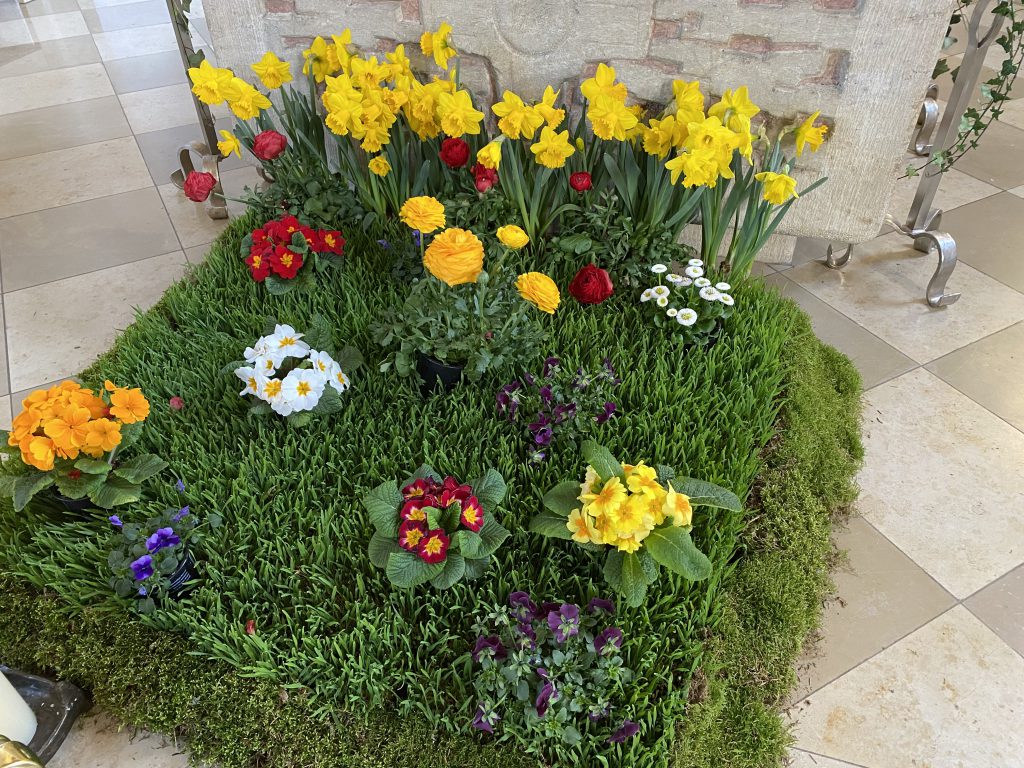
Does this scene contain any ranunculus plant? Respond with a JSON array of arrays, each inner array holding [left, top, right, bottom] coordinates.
[[363, 465, 510, 590], [568, 263, 614, 305], [241, 214, 345, 294], [183, 170, 218, 202], [530, 441, 741, 606]]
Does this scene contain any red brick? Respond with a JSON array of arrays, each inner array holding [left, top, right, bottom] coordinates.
[[401, 0, 421, 22], [799, 49, 850, 86], [728, 34, 772, 55], [282, 35, 314, 48], [814, 0, 860, 9], [651, 19, 681, 39], [740, 0, 787, 5], [264, 0, 294, 12]]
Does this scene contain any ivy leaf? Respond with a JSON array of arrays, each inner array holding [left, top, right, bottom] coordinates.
[[529, 510, 573, 540], [582, 441, 624, 482], [673, 478, 742, 512], [542, 481, 581, 516], [13, 473, 55, 512], [386, 550, 444, 588], [362, 480, 402, 536], [472, 468, 506, 511], [113, 454, 168, 484], [644, 526, 712, 581], [368, 530, 400, 569], [429, 552, 466, 590]]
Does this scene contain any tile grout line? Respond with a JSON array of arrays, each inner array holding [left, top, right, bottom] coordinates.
[[792, 747, 871, 768]]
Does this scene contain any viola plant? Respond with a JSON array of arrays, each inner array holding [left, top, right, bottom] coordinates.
[[107, 480, 222, 615], [230, 318, 362, 427], [639, 259, 737, 348], [497, 357, 620, 462], [362, 466, 510, 590], [469, 591, 637, 760], [240, 214, 345, 295], [530, 441, 741, 606], [0, 381, 166, 511]]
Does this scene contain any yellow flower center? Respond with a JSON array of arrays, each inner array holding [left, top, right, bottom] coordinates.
[[297, 381, 312, 397], [424, 537, 442, 555], [278, 336, 296, 347]]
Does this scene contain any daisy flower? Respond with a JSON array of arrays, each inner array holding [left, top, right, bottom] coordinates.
[[666, 273, 684, 284], [651, 263, 668, 274], [652, 285, 670, 298], [684, 265, 703, 278], [656, 296, 668, 307], [699, 286, 720, 301], [694, 277, 711, 287], [719, 293, 735, 306], [677, 308, 698, 326], [678, 276, 693, 287], [640, 288, 654, 302], [666, 308, 678, 318], [715, 281, 732, 291], [688, 258, 703, 267]]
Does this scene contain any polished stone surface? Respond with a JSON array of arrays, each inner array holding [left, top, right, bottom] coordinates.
[[0, 60, 112, 116], [965, 565, 1024, 657], [939, 192, 1024, 293], [0, 94, 130, 161]]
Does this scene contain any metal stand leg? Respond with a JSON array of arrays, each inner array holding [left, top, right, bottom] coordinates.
[[915, 231, 961, 307], [824, 243, 854, 269]]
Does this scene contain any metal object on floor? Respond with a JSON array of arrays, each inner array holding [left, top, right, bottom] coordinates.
[[1, 668, 90, 764], [165, 0, 227, 220], [823, 0, 1005, 307], [0, 737, 43, 768]]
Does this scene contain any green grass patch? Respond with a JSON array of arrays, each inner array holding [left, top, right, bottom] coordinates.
[[0, 218, 860, 767]]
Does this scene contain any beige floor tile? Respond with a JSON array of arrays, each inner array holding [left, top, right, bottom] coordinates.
[[184, 244, 211, 264], [764, 273, 916, 390], [965, 565, 1024, 657], [885, 166, 1000, 230], [0, 135, 151, 218], [858, 369, 1024, 598], [135, 115, 242, 186], [0, 0, 80, 22], [793, 517, 954, 701], [939, 192, 1024, 293], [786, 231, 1024, 363], [0, 33, 97, 77], [0, 94, 130, 161], [91, 22, 176, 60], [157, 165, 258, 248], [0, 396, 10, 431], [82, 0, 168, 32], [787, 750, 862, 768], [5, 250, 188, 391], [78, 0, 156, 7], [103, 48, 184, 94], [0, 295, 7, 396], [119, 83, 208, 134], [927, 322, 1024, 433], [0, 10, 87, 46], [955, 119, 1024, 190], [790, 607, 1024, 768], [0, 187, 179, 290], [48, 711, 189, 768], [0, 60, 112, 116]]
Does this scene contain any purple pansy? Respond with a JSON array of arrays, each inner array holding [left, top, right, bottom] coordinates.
[[535, 681, 557, 718], [108, 515, 123, 528], [146, 527, 181, 553], [472, 704, 500, 733], [538, 386, 553, 404], [377, 239, 391, 249], [596, 401, 617, 425], [547, 603, 580, 643], [138, 586, 148, 597], [130, 554, 154, 581], [508, 591, 538, 622], [172, 505, 190, 522], [595, 626, 624, 655], [542, 357, 560, 378], [412, 230, 422, 247], [472, 635, 507, 662], [609, 719, 640, 743], [175, 479, 186, 493], [534, 426, 554, 447], [588, 597, 616, 615]]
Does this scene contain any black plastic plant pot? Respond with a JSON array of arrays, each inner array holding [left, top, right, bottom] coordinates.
[[167, 548, 198, 598], [416, 353, 465, 396], [49, 489, 95, 513]]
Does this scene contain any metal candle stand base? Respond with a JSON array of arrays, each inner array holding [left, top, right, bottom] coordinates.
[[1, 668, 90, 765], [821, 0, 1005, 308]]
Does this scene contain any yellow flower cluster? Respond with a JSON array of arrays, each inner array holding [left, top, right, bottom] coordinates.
[[8, 381, 149, 472], [566, 463, 693, 553], [187, 59, 272, 120]]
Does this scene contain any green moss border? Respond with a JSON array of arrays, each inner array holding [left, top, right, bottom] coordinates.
[[0, 230, 861, 768]]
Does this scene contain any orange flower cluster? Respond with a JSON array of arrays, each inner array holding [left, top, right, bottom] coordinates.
[[8, 380, 150, 471]]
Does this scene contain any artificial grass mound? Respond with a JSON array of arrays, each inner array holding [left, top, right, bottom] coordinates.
[[0, 217, 861, 768]]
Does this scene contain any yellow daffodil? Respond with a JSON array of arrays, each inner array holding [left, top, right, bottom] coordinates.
[[496, 225, 529, 250], [385, 43, 412, 82], [708, 86, 759, 132], [535, 85, 565, 129], [217, 130, 241, 158], [350, 55, 389, 91], [331, 30, 354, 72], [437, 89, 484, 137], [517, 272, 560, 314], [666, 148, 722, 188], [756, 171, 799, 205], [581, 62, 627, 103], [672, 79, 705, 117], [588, 94, 639, 141], [423, 227, 484, 286], [624, 104, 646, 141], [476, 140, 502, 170], [400, 196, 446, 233], [250, 51, 292, 90], [368, 155, 391, 177], [420, 21, 457, 70], [642, 115, 683, 158], [530, 126, 575, 168], [795, 110, 828, 156], [302, 36, 338, 83], [188, 59, 234, 105], [492, 90, 545, 140], [224, 77, 272, 120]]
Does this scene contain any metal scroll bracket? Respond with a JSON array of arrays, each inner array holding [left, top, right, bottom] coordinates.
[[170, 140, 229, 220]]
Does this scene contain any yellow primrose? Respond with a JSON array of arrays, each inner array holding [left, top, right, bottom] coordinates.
[[492, 90, 545, 140], [567, 509, 601, 545], [250, 51, 292, 90], [626, 463, 663, 499], [795, 110, 828, 156], [708, 86, 759, 132], [534, 85, 565, 129], [756, 171, 800, 205], [496, 225, 529, 250], [663, 483, 693, 527], [476, 140, 502, 170], [581, 62, 627, 103], [217, 130, 242, 158], [188, 59, 234, 105], [615, 533, 646, 553], [609, 493, 656, 539], [420, 21, 457, 70], [588, 94, 639, 141], [581, 476, 627, 517], [530, 126, 576, 168], [224, 77, 272, 120], [437, 89, 485, 137]]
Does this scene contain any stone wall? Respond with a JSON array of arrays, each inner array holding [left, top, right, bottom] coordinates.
[[203, 0, 955, 244]]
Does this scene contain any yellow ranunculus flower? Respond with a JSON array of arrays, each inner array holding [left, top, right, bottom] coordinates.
[[496, 225, 529, 250], [535, 85, 565, 129], [755, 171, 800, 205], [516, 271, 560, 314], [477, 140, 502, 170], [492, 90, 545, 140], [188, 59, 234, 106], [400, 196, 446, 233], [795, 110, 828, 156], [588, 94, 639, 141], [217, 130, 242, 158], [437, 89, 485, 137], [530, 126, 575, 169], [420, 21, 457, 70], [251, 51, 292, 90], [223, 77, 272, 120], [423, 227, 484, 286], [581, 62, 627, 103], [368, 155, 391, 177]]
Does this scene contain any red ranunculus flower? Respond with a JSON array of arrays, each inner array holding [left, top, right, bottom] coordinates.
[[269, 246, 303, 279], [183, 170, 217, 202], [568, 263, 614, 304], [439, 137, 470, 168], [400, 498, 430, 522], [318, 229, 345, 255], [245, 251, 271, 282], [460, 496, 484, 532], [569, 171, 592, 192], [472, 163, 498, 193], [398, 519, 428, 552], [418, 528, 450, 564], [252, 130, 288, 161]]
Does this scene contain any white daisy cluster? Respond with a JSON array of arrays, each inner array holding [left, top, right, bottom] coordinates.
[[234, 324, 350, 416], [639, 260, 735, 331]]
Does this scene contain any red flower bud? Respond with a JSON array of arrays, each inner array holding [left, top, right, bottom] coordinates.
[[245, 620, 256, 635], [439, 137, 470, 168], [168, 396, 185, 411], [568, 263, 614, 305], [471, 163, 498, 193], [68, 469, 82, 481], [569, 171, 592, 192], [183, 170, 217, 202], [252, 130, 288, 161]]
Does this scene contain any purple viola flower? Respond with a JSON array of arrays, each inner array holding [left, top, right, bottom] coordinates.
[[527, 413, 550, 432], [538, 385, 553, 404], [377, 239, 391, 249], [596, 401, 617, 425], [535, 681, 557, 718], [609, 719, 640, 743], [172, 505, 190, 522], [130, 554, 154, 581], [540, 600, 561, 616], [175, 479, 186, 493], [472, 635, 507, 663], [522, 372, 535, 387], [542, 357, 560, 378], [138, 586, 148, 597], [529, 450, 547, 463], [515, 621, 537, 649], [536, 666, 549, 680], [472, 704, 500, 733], [551, 402, 576, 424], [412, 230, 422, 247], [588, 707, 609, 722], [595, 626, 624, 655], [108, 515, 123, 528], [509, 591, 538, 622], [588, 597, 616, 615], [534, 426, 553, 447], [547, 603, 580, 643], [146, 527, 181, 553]]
